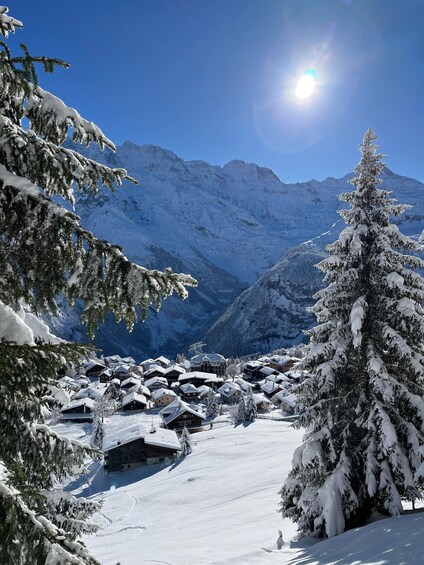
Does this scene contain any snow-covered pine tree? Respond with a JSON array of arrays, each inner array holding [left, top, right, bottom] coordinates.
[[245, 387, 257, 422], [0, 7, 196, 563], [179, 427, 193, 457], [206, 387, 218, 418], [235, 394, 246, 425], [280, 129, 424, 539], [90, 395, 116, 448]]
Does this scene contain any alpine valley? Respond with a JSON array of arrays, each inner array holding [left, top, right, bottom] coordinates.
[[49, 141, 424, 359]]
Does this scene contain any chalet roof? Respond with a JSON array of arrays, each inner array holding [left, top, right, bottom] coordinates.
[[159, 398, 205, 426], [61, 397, 96, 413], [163, 364, 186, 376], [178, 371, 217, 383], [243, 360, 264, 370], [259, 366, 277, 376], [153, 356, 171, 366], [260, 381, 282, 395], [234, 378, 253, 392], [103, 423, 180, 453], [98, 368, 113, 377], [190, 353, 226, 364], [120, 356, 136, 365], [275, 392, 298, 407], [151, 388, 177, 401], [180, 383, 199, 394], [121, 376, 140, 388], [140, 358, 155, 366], [217, 382, 241, 397], [73, 387, 104, 401], [103, 355, 123, 363], [145, 375, 168, 389], [83, 360, 107, 372], [121, 392, 148, 407], [252, 393, 272, 406], [144, 366, 167, 378]]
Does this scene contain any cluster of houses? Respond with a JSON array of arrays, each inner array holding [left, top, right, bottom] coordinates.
[[52, 352, 303, 473]]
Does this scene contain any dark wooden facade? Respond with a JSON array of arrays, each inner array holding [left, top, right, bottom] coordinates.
[[105, 438, 178, 473]]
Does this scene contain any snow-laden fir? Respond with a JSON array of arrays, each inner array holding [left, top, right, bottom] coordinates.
[[280, 130, 424, 538]]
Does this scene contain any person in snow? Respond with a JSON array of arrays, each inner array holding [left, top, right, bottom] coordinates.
[[277, 530, 284, 550]]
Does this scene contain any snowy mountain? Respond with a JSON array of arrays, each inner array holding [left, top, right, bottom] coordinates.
[[53, 141, 424, 359], [203, 245, 327, 356]]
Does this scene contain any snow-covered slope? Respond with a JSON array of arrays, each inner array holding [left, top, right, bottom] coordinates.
[[65, 417, 424, 565], [203, 245, 327, 356], [55, 141, 424, 359]]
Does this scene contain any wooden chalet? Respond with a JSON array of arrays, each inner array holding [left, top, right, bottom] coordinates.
[[103, 424, 180, 472], [120, 392, 148, 412], [60, 398, 95, 422], [160, 398, 205, 432]]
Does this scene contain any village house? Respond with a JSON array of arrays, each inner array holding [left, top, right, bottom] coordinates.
[[160, 398, 205, 432], [242, 360, 267, 381], [217, 382, 242, 404], [83, 360, 108, 379], [120, 392, 148, 412], [178, 371, 221, 389], [162, 364, 186, 385], [152, 356, 171, 368], [268, 355, 300, 373], [144, 375, 168, 391], [99, 368, 115, 383], [60, 398, 96, 422], [120, 376, 141, 391], [103, 424, 180, 473], [274, 391, 299, 414], [260, 380, 285, 399], [151, 388, 177, 407], [179, 382, 199, 402], [144, 365, 167, 380], [189, 353, 227, 376]]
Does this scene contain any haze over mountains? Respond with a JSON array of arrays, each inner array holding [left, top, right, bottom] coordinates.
[[50, 141, 424, 359]]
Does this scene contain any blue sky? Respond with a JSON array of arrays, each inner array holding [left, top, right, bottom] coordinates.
[[7, 0, 424, 183]]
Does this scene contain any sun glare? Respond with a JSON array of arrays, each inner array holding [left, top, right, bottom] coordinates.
[[295, 69, 317, 100]]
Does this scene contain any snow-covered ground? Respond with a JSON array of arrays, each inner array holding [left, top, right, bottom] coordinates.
[[61, 418, 424, 565]]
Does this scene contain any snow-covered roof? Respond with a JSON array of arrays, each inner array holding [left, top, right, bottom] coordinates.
[[180, 383, 199, 394], [121, 376, 140, 387], [260, 381, 282, 395], [159, 398, 205, 425], [144, 365, 167, 378], [234, 378, 253, 391], [61, 398, 96, 412], [151, 388, 177, 401], [178, 371, 217, 382], [103, 423, 180, 453], [217, 382, 241, 397], [190, 353, 226, 364], [145, 375, 168, 388], [243, 360, 264, 369], [163, 364, 186, 375], [153, 356, 171, 366], [73, 387, 104, 401], [120, 356, 136, 365], [259, 366, 277, 376], [252, 393, 272, 406], [83, 360, 106, 372], [276, 392, 297, 407], [121, 392, 148, 407]]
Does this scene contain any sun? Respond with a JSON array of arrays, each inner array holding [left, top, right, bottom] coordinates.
[[295, 69, 317, 100]]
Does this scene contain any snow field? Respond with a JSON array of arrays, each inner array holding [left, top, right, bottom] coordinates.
[[82, 419, 303, 564]]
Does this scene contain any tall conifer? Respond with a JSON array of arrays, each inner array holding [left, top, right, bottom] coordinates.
[[0, 7, 196, 563], [280, 129, 424, 538]]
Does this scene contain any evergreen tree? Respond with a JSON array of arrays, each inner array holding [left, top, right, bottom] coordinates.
[[206, 387, 218, 418], [245, 387, 257, 422], [0, 7, 196, 563], [235, 394, 246, 425], [280, 129, 424, 538], [179, 427, 193, 457], [90, 395, 115, 448]]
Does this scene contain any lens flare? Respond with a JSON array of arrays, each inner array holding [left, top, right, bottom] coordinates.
[[295, 69, 317, 99]]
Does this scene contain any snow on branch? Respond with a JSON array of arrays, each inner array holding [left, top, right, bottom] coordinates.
[[0, 166, 197, 335], [0, 5, 22, 37]]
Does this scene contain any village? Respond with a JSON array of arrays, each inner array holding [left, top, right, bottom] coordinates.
[[52, 351, 304, 473]]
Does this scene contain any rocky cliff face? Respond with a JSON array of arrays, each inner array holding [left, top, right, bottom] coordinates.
[[50, 141, 424, 359], [202, 245, 327, 357]]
